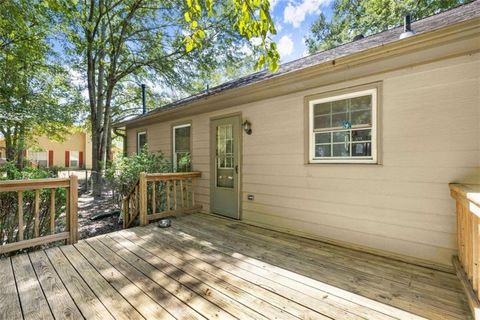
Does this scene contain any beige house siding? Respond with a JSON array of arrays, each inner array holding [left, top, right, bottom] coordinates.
[[126, 53, 480, 267]]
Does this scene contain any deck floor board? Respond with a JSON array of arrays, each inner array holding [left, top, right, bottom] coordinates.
[[0, 257, 23, 320], [0, 213, 472, 320]]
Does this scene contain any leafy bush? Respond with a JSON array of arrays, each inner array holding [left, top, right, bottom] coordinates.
[[105, 148, 171, 205], [175, 152, 192, 172], [0, 161, 57, 180]]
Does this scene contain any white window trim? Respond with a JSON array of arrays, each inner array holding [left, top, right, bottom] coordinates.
[[172, 123, 191, 170], [137, 131, 147, 154], [308, 88, 377, 164]]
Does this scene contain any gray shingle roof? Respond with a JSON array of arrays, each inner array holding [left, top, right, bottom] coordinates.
[[122, 0, 480, 125]]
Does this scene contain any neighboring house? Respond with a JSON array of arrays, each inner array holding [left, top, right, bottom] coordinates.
[[0, 132, 92, 169], [115, 2, 480, 270]]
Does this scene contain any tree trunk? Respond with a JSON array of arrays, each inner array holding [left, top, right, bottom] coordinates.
[[90, 1, 107, 198], [106, 120, 113, 162], [15, 125, 25, 169]]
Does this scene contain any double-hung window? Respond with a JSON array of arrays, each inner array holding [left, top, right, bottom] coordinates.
[[308, 88, 377, 163], [173, 124, 191, 172], [28, 151, 48, 168], [137, 131, 147, 154], [69, 151, 79, 168]]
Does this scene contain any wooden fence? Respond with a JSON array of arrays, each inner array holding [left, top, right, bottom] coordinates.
[[123, 172, 201, 229], [450, 183, 480, 319], [0, 176, 78, 254]]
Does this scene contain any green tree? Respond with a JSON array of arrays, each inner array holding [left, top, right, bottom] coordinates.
[[0, 0, 80, 167], [63, 0, 278, 197], [305, 0, 470, 53]]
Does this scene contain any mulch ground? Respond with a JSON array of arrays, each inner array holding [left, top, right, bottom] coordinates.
[[77, 189, 122, 239]]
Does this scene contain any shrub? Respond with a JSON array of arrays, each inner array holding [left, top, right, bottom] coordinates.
[[105, 148, 171, 205]]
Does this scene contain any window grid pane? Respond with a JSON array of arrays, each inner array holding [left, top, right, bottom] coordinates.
[[313, 95, 372, 131], [314, 129, 372, 159]]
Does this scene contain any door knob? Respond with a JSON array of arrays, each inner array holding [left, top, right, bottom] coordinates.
[[235, 165, 238, 174]]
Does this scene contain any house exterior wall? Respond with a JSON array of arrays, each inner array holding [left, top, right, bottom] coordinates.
[[126, 53, 480, 267], [30, 132, 92, 169]]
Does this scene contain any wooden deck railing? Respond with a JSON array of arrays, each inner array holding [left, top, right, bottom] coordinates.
[[0, 176, 78, 254], [450, 183, 480, 319], [123, 172, 201, 228]]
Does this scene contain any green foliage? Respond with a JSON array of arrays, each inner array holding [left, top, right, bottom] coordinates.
[[0, 0, 83, 164], [305, 0, 470, 53], [0, 161, 59, 180], [105, 148, 171, 203], [175, 152, 192, 173], [184, 0, 279, 71]]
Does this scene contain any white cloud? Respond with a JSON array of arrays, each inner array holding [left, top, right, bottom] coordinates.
[[275, 22, 283, 32], [284, 0, 331, 28], [277, 35, 294, 57], [270, 0, 280, 10]]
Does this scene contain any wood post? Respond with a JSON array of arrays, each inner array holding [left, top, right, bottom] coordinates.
[[68, 175, 78, 244], [450, 183, 480, 319], [139, 172, 148, 226], [122, 198, 128, 229]]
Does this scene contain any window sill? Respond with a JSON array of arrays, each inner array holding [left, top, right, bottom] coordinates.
[[304, 161, 382, 166]]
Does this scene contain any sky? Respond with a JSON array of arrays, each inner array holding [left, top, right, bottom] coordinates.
[[269, 0, 334, 63]]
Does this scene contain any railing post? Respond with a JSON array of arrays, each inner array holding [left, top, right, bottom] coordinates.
[[139, 172, 148, 226], [122, 197, 128, 229], [68, 175, 78, 244]]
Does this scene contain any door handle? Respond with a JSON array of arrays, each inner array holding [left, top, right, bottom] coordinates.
[[235, 165, 238, 174]]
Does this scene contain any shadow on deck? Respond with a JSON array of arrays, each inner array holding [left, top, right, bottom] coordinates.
[[0, 213, 471, 320]]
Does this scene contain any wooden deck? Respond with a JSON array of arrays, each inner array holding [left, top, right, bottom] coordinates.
[[0, 213, 471, 320]]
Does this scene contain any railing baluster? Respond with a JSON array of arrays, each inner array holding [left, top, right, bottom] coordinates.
[[18, 191, 23, 241], [166, 180, 171, 210], [34, 190, 40, 238], [151, 181, 156, 214], [180, 180, 184, 208], [50, 189, 56, 235], [173, 180, 177, 210], [191, 177, 195, 207]]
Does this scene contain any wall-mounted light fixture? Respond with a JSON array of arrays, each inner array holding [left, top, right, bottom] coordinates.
[[242, 120, 252, 135]]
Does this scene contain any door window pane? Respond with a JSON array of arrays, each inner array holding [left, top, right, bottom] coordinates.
[[216, 124, 234, 188]]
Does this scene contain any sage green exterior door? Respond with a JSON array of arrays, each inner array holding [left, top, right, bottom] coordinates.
[[210, 115, 241, 219]]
